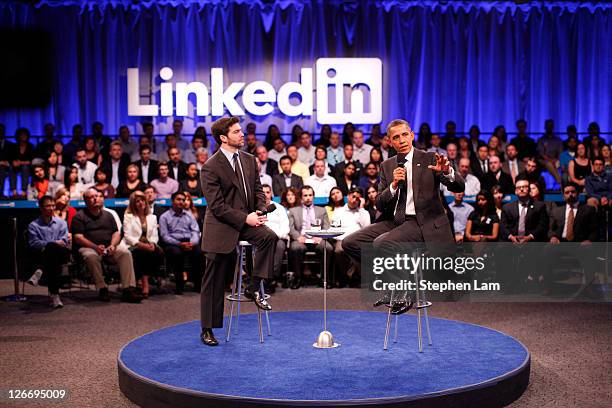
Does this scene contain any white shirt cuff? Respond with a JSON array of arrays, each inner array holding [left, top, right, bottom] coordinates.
[[443, 166, 455, 182], [389, 184, 397, 196]]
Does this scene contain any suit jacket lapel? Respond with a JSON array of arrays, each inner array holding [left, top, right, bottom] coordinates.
[[216, 150, 241, 190]]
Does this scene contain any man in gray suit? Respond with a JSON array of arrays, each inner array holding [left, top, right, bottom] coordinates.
[[200, 117, 278, 346], [342, 119, 465, 312], [287, 185, 333, 289]]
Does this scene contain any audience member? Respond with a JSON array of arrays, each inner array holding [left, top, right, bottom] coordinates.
[[600, 144, 611, 176], [27, 196, 70, 308], [510, 119, 537, 160], [170, 119, 190, 151], [315, 124, 332, 147], [352, 130, 373, 165], [416, 122, 433, 149], [118, 125, 138, 161], [471, 143, 489, 180], [156, 134, 178, 162], [585, 157, 611, 209], [167, 147, 188, 181], [93, 168, 115, 198], [559, 135, 578, 180], [449, 191, 473, 243], [256, 145, 279, 179], [264, 124, 281, 151], [159, 191, 203, 294], [336, 161, 358, 195], [364, 185, 378, 223], [332, 187, 370, 287], [366, 124, 383, 147], [334, 144, 363, 180], [65, 166, 89, 199], [537, 119, 563, 185], [63, 124, 83, 164], [492, 125, 508, 150], [359, 162, 380, 191], [519, 157, 546, 193], [183, 191, 203, 231], [73, 147, 97, 185], [442, 158, 480, 196], [287, 186, 332, 289], [46, 151, 66, 185], [567, 142, 591, 192], [27, 164, 62, 200], [272, 156, 303, 196], [143, 184, 166, 219], [285, 144, 310, 182], [341, 122, 355, 145], [183, 134, 206, 164], [502, 143, 524, 183], [308, 146, 335, 176], [467, 125, 482, 154], [116, 164, 146, 198], [72, 188, 142, 303], [326, 132, 344, 166], [491, 185, 505, 220], [306, 159, 337, 198], [257, 160, 273, 187], [53, 187, 77, 230], [325, 186, 345, 220], [134, 144, 159, 184], [34, 123, 57, 162], [500, 176, 549, 242], [427, 134, 447, 156], [465, 190, 499, 242], [83, 136, 100, 165], [484, 155, 514, 194], [488, 135, 504, 161], [180, 163, 203, 197], [443, 120, 459, 149], [291, 124, 304, 145], [150, 162, 179, 199], [195, 147, 209, 172], [298, 131, 316, 166], [10, 127, 35, 198], [280, 186, 301, 209], [122, 191, 163, 298], [244, 132, 259, 155], [0, 124, 12, 198], [91, 121, 112, 161], [445, 143, 458, 171], [267, 136, 286, 163]]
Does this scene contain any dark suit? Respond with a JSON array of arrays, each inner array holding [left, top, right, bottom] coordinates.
[[200, 149, 278, 329], [287, 205, 333, 278], [501, 160, 525, 182], [134, 159, 159, 184], [342, 149, 465, 272], [548, 204, 598, 242], [272, 173, 303, 196], [471, 158, 489, 181], [334, 160, 363, 180], [261, 158, 279, 178], [484, 170, 514, 195], [168, 160, 188, 182], [100, 154, 131, 186], [500, 200, 549, 242]]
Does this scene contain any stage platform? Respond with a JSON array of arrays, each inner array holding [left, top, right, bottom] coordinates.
[[118, 311, 529, 407]]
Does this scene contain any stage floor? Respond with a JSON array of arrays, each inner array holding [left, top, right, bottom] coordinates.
[[118, 310, 529, 407]]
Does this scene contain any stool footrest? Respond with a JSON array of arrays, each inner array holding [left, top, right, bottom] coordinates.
[[415, 301, 432, 309], [226, 293, 271, 302]]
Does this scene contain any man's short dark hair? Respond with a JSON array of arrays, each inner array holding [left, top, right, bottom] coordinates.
[[301, 185, 314, 195], [171, 191, 186, 201], [279, 155, 292, 164], [348, 186, 363, 197], [592, 156, 605, 165], [515, 174, 529, 184], [142, 122, 153, 130], [562, 182, 579, 192], [139, 144, 151, 154], [211, 117, 240, 145], [143, 184, 154, 192], [516, 119, 527, 127], [158, 161, 168, 169], [261, 184, 271, 191], [386, 119, 410, 136], [38, 195, 54, 208]]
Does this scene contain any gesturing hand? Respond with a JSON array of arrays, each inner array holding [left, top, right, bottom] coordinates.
[[427, 153, 451, 175]]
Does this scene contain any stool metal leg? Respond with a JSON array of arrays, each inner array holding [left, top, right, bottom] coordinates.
[[383, 290, 395, 350], [393, 314, 399, 343], [414, 267, 423, 353], [260, 280, 272, 336], [257, 307, 263, 343], [421, 277, 433, 346], [235, 246, 245, 334], [226, 250, 240, 342]]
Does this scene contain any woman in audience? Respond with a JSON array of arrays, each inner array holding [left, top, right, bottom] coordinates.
[[290, 124, 304, 145], [123, 191, 163, 298], [280, 187, 301, 210], [308, 147, 334, 175], [325, 186, 345, 220], [10, 127, 35, 198], [52, 140, 67, 166], [180, 163, 203, 197], [369, 147, 384, 169], [65, 166, 88, 199], [492, 125, 508, 150], [416, 122, 432, 149], [491, 185, 505, 220], [488, 135, 504, 161], [83, 136, 99, 165], [342, 122, 355, 145], [93, 168, 115, 198], [264, 124, 281, 150], [195, 148, 209, 171], [367, 124, 383, 147], [116, 164, 146, 198], [457, 136, 472, 160], [364, 185, 379, 223], [46, 151, 66, 184], [183, 191, 203, 231], [529, 181, 555, 215], [315, 124, 332, 147], [465, 190, 499, 242], [601, 144, 612, 176], [194, 126, 211, 154], [336, 161, 357, 195], [54, 187, 76, 231], [568, 142, 591, 192], [27, 164, 61, 200]]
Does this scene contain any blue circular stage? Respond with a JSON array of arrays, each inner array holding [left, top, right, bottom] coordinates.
[[118, 311, 529, 407]]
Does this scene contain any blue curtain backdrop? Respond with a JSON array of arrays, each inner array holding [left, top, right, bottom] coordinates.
[[0, 0, 609, 137]]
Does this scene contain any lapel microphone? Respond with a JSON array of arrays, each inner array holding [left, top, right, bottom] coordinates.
[[257, 203, 277, 216], [396, 153, 407, 189]]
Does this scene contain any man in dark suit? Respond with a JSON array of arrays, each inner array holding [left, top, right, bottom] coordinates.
[[483, 155, 514, 194], [333, 144, 363, 180], [342, 119, 465, 313], [167, 147, 188, 181], [542, 183, 599, 294], [497, 175, 549, 292], [133, 144, 159, 184], [200, 117, 278, 346], [501, 143, 525, 184], [255, 146, 279, 179], [470, 143, 489, 182], [272, 155, 303, 196], [100, 141, 131, 190]]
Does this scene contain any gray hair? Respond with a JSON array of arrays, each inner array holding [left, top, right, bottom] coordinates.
[[386, 119, 411, 136]]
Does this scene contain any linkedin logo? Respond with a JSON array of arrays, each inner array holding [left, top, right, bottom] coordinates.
[[127, 58, 383, 125]]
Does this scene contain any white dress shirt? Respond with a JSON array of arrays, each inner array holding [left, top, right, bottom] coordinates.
[[562, 204, 577, 239], [441, 173, 480, 197], [111, 160, 120, 188], [140, 161, 150, 183], [259, 173, 272, 187], [73, 161, 97, 185], [306, 174, 337, 198], [332, 204, 371, 240], [264, 202, 290, 240]]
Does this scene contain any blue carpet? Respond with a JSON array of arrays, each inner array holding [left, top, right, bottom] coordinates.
[[119, 311, 528, 401]]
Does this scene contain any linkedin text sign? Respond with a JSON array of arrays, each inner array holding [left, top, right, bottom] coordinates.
[[127, 58, 382, 124]]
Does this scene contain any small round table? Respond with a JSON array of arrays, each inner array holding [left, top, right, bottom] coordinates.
[[304, 229, 344, 349]]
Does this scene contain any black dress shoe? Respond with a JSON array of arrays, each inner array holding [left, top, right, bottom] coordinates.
[[99, 287, 111, 302], [290, 278, 301, 290], [390, 297, 413, 315], [201, 329, 219, 346], [244, 288, 272, 311], [373, 291, 392, 307], [121, 287, 143, 304]]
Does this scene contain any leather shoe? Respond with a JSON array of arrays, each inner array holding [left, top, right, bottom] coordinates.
[[201, 329, 218, 346], [244, 288, 272, 311], [98, 287, 111, 302], [373, 292, 392, 307], [290, 278, 301, 290], [390, 297, 413, 315]]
